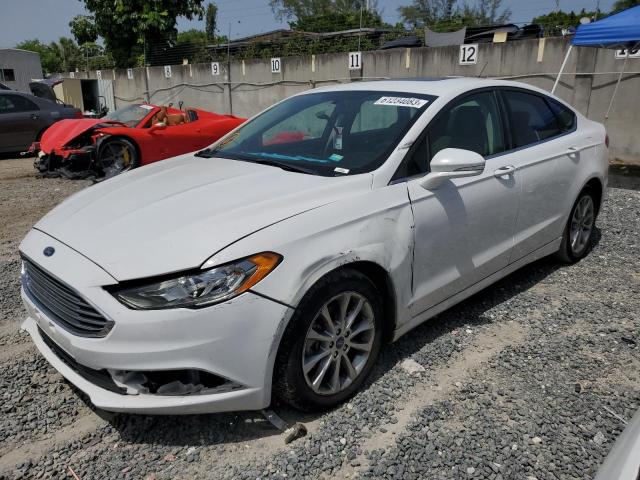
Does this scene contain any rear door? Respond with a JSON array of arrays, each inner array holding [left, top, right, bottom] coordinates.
[[0, 94, 45, 151], [499, 89, 579, 261], [404, 89, 520, 315]]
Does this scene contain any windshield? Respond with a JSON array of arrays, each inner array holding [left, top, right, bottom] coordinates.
[[200, 90, 435, 176], [105, 104, 154, 127]]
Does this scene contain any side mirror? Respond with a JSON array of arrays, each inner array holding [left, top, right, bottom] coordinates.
[[419, 148, 485, 190], [149, 122, 167, 133]]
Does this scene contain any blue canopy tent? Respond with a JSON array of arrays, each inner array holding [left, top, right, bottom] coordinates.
[[551, 6, 640, 118]]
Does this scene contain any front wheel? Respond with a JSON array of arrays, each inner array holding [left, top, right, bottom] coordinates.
[[97, 138, 139, 177], [556, 187, 597, 263], [273, 269, 383, 411]]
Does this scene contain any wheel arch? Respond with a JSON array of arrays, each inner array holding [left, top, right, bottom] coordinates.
[[584, 176, 603, 215]]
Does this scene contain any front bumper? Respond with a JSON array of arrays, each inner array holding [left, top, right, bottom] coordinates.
[[20, 229, 293, 414]]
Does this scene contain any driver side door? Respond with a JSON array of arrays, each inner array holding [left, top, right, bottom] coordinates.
[[405, 89, 520, 316]]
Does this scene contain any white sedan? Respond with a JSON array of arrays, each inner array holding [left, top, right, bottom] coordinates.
[[19, 78, 608, 414]]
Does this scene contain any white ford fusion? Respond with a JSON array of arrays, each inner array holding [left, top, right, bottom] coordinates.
[[20, 78, 608, 414]]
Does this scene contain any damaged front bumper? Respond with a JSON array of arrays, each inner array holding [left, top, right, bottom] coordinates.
[[33, 145, 97, 179], [20, 229, 293, 414]]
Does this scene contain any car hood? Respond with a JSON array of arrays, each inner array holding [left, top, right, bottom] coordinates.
[[40, 119, 126, 153], [35, 154, 372, 281]]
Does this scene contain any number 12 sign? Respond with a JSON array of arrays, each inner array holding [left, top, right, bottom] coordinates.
[[459, 44, 478, 65]]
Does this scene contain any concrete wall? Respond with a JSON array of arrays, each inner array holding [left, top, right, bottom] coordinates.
[[0, 49, 43, 93], [70, 37, 640, 163]]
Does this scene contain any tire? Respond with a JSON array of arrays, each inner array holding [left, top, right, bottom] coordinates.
[[97, 138, 139, 177], [556, 187, 597, 263], [273, 268, 384, 411]]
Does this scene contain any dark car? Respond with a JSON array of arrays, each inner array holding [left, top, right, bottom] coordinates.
[[0, 90, 81, 154]]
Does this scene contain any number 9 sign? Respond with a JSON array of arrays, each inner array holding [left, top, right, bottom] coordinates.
[[459, 44, 478, 65]]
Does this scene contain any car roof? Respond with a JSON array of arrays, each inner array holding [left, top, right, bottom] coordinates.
[[304, 77, 557, 102]]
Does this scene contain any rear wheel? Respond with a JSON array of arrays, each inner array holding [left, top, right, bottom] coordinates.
[[97, 138, 139, 177], [273, 269, 383, 411], [557, 187, 597, 263]]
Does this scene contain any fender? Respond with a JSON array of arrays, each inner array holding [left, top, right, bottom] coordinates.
[[208, 181, 417, 397]]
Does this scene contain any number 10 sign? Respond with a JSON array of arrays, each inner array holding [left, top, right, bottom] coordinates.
[[459, 44, 478, 65]]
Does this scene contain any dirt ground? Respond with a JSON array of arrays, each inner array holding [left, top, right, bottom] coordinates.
[[0, 156, 638, 480]]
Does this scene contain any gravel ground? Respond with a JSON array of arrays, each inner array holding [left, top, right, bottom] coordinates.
[[0, 156, 638, 480]]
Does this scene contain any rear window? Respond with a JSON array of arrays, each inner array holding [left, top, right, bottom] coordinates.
[[503, 90, 563, 148], [547, 99, 576, 132]]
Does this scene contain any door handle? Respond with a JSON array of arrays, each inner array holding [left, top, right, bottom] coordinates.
[[494, 165, 516, 177], [30, 114, 39, 120], [566, 146, 580, 155]]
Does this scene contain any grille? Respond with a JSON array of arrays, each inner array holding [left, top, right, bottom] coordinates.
[[22, 258, 114, 338]]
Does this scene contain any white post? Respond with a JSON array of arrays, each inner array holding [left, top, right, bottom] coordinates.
[[605, 52, 629, 119], [552, 44, 573, 94]]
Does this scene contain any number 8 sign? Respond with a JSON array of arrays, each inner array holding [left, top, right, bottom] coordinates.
[[459, 44, 478, 65]]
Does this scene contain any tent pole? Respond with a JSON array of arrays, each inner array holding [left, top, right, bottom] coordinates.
[[605, 52, 629, 119], [552, 44, 573, 94]]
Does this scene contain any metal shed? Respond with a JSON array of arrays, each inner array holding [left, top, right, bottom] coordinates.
[[0, 48, 43, 93]]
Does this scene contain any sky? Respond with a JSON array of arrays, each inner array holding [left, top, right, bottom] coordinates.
[[0, 0, 617, 47]]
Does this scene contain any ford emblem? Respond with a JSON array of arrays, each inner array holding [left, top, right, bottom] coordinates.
[[43, 247, 55, 257]]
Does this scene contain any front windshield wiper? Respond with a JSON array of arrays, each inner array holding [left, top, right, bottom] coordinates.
[[195, 150, 320, 175], [246, 158, 320, 175], [195, 148, 218, 158]]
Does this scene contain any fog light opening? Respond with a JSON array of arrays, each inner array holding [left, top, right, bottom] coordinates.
[[108, 368, 242, 396]]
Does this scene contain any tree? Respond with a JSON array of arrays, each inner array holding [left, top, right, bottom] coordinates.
[[80, 0, 206, 67], [399, 0, 510, 30], [611, 0, 640, 13], [16, 39, 63, 75], [270, 0, 379, 21], [69, 15, 98, 45], [532, 9, 597, 35], [291, 9, 384, 31], [205, 3, 218, 41]]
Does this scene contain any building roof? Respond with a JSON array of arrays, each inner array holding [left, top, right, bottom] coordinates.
[[0, 48, 40, 55]]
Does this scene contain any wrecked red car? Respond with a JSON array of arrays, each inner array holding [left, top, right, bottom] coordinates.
[[33, 103, 245, 179]]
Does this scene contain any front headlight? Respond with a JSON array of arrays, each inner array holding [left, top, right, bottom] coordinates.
[[112, 252, 281, 310]]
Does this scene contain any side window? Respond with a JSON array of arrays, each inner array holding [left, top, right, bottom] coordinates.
[[503, 91, 563, 148], [428, 91, 504, 160], [393, 91, 504, 180], [0, 96, 16, 114], [1, 69, 16, 82], [262, 101, 335, 146], [547, 98, 576, 132], [0, 95, 38, 113]]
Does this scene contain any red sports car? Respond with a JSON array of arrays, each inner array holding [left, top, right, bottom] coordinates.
[[33, 103, 245, 179]]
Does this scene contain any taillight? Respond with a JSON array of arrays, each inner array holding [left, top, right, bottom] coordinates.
[[74, 110, 83, 118], [605, 134, 609, 148]]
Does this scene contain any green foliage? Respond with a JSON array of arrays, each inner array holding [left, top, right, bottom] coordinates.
[[205, 3, 218, 41], [270, 0, 380, 22], [69, 15, 98, 45], [16, 40, 59, 75], [290, 10, 384, 32], [611, 0, 640, 13], [16, 37, 113, 75], [532, 9, 597, 35], [81, 0, 206, 67], [399, 0, 510, 30]]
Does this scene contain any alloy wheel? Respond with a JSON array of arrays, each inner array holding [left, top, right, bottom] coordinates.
[[100, 141, 135, 175], [302, 292, 376, 396], [569, 195, 594, 256]]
